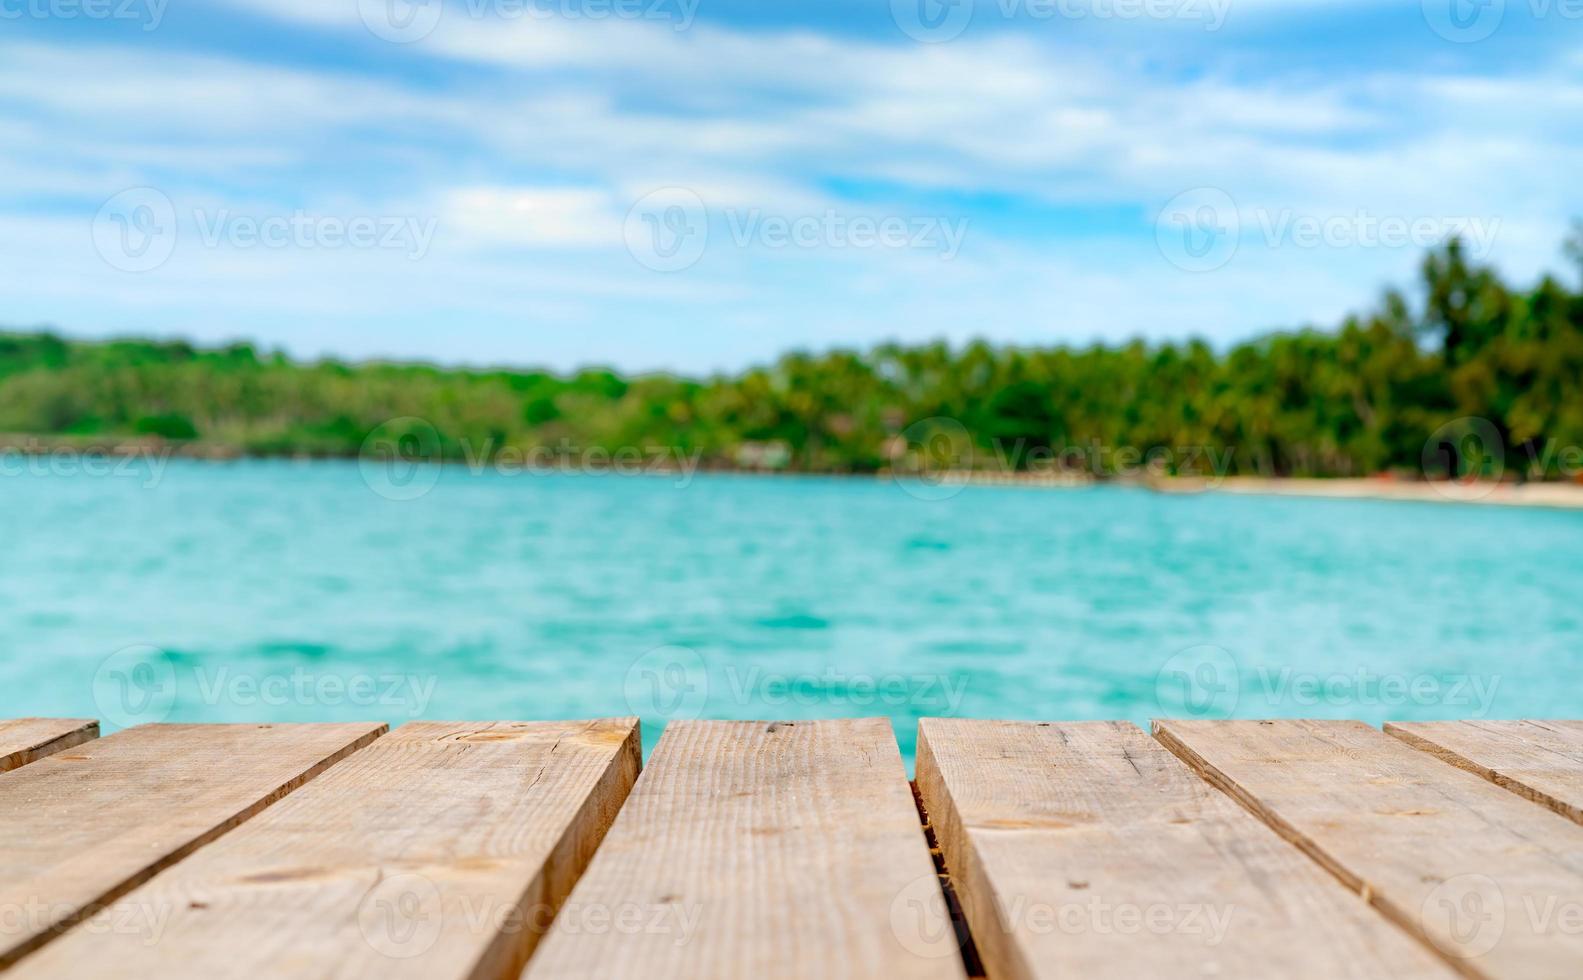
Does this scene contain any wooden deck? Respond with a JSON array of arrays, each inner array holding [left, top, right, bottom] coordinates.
[[2, 718, 1582, 979]]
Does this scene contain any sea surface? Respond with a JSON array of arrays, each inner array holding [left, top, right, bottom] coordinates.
[[4, 459, 1582, 763]]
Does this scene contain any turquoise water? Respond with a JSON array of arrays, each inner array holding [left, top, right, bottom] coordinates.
[[4, 460, 1582, 762]]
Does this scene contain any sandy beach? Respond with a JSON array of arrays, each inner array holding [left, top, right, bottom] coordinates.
[[1189, 477, 1583, 510]]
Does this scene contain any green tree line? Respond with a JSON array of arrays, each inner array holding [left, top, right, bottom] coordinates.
[[3, 235, 1581, 479]]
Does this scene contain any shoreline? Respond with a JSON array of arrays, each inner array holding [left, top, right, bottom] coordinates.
[[5, 435, 1583, 510], [914, 471, 1583, 510], [1172, 476, 1583, 511]]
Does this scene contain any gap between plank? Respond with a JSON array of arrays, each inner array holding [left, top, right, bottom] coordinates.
[[1, 723, 389, 970], [0, 719, 99, 774], [1149, 721, 1492, 980], [910, 780, 985, 979], [1383, 722, 1583, 827]]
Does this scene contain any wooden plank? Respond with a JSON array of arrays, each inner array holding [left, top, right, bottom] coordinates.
[[1387, 720, 1583, 825], [0, 721, 384, 967], [915, 719, 1456, 980], [522, 719, 966, 980], [0, 718, 98, 773], [1155, 719, 1583, 979], [10, 719, 641, 980]]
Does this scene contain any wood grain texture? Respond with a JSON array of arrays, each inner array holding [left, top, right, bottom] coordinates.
[[0, 721, 385, 967], [0, 718, 98, 773], [1387, 720, 1583, 825], [915, 719, 1455, 980], [1156, 719, 1583, 980], [522, 719, 966, 980], [10, 719, 641, 980]]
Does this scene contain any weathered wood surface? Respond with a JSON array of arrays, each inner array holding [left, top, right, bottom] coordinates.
[[6, 717, 1583, 979], [0, 718, 98, 773], [11, 719, 641, 980], [1156, 719, 1583, 979], [915, 719, 1455, 980], [0, 722, 384, 967], [523, 718, 965, 980], [1387, 720, 1583, 826]]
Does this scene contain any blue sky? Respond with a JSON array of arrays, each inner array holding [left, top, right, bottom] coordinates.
[[2, 0, 1580, 372]]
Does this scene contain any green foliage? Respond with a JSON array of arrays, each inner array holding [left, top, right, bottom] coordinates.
[[133, 413, 199, 440], [3, 237, 1581, 479]]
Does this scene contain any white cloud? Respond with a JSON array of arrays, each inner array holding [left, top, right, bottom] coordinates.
[[1, 8, 1581, 370], [440, 187, 621, 247]]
